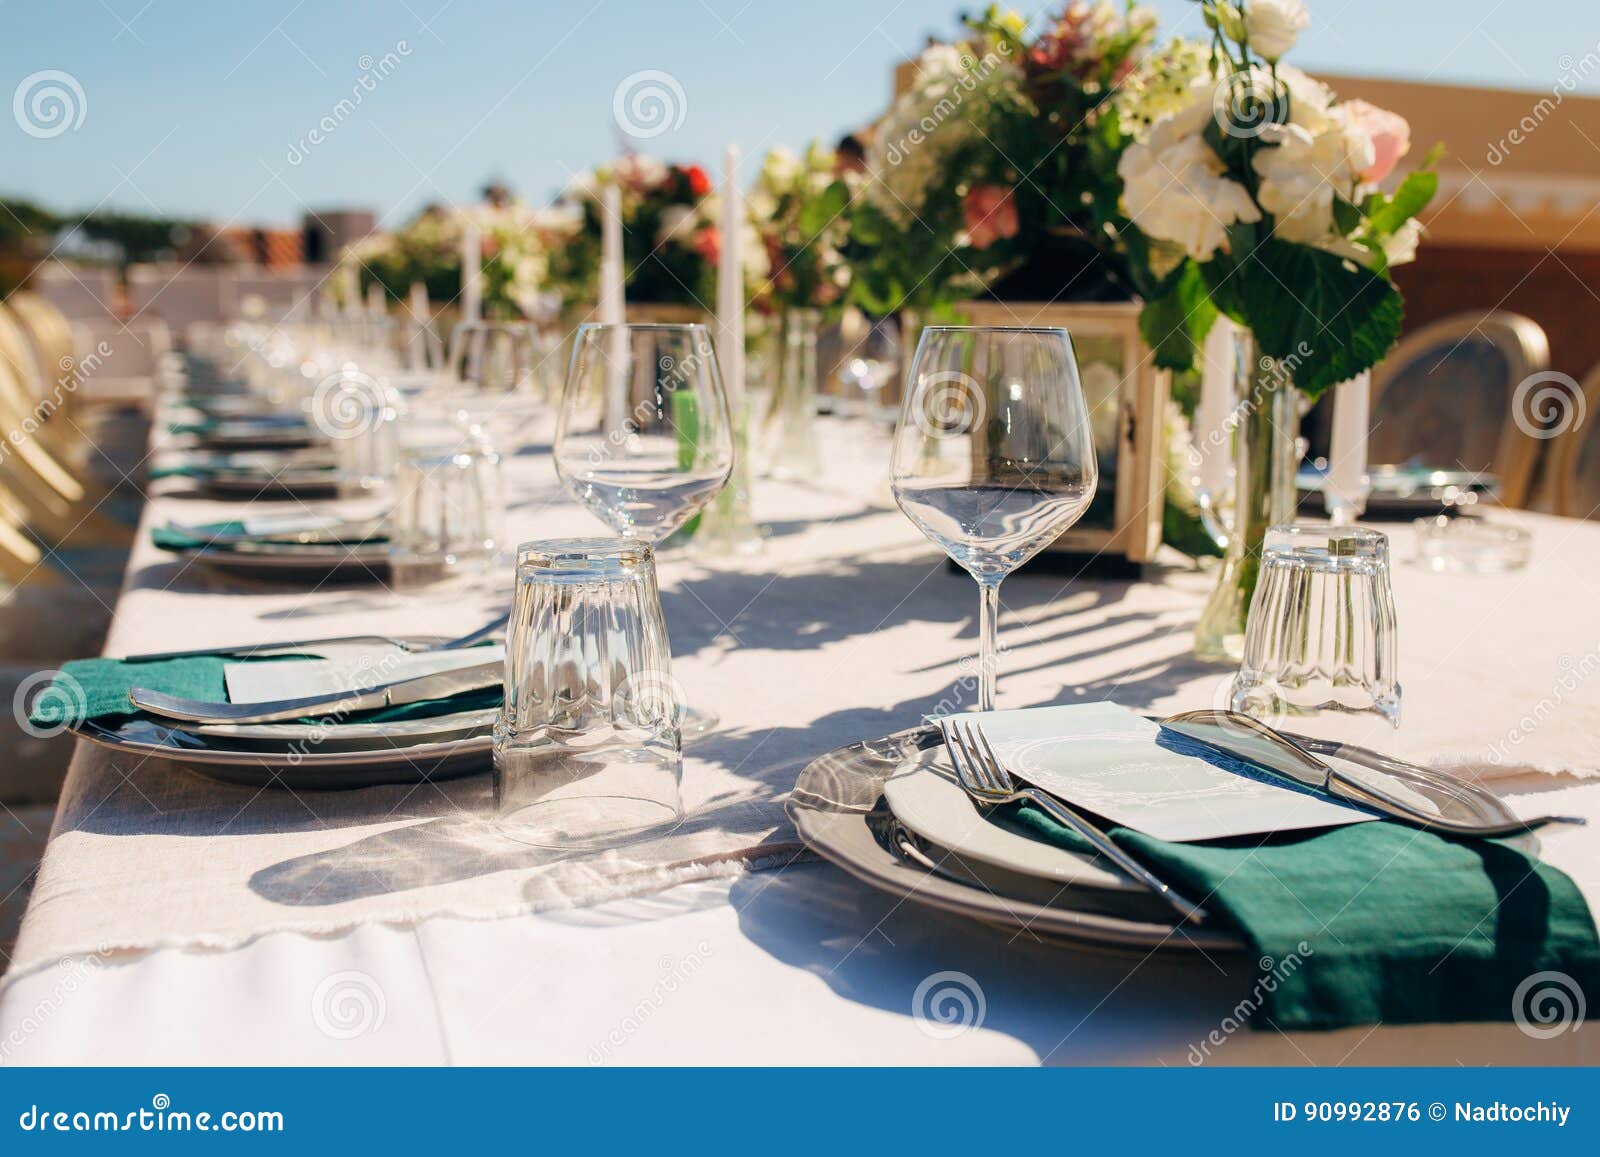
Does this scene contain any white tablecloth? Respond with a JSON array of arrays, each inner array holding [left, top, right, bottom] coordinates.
[[4, 417, 1599, 1065]]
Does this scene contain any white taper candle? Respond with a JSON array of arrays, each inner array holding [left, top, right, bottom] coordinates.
[[716, 144, 745, 408], [599, 185, 625, 327], [1326, 371, 1372, 523], [459, 219, 483, 323], [1195, 315, 1237, 498]]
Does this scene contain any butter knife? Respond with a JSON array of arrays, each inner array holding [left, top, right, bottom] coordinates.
[[1160, 709, 1585, 838], [129, 657, 504, 725]]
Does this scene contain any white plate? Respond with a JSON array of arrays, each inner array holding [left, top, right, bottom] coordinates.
[[883, 763, 1137, 893]]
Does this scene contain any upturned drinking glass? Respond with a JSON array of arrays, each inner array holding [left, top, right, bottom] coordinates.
[[493, 537, 683, 849], [891, 326, 1098, 712], [387, 439, 504, 592], [1231, 524, 1401, 727]]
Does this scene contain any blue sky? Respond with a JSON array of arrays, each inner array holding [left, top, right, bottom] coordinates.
[[3, 0, 1591, 228]]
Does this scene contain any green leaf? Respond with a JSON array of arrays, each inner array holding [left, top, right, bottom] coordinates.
[[797, 180, 850, 239], [1139, 262, 1218, 372], [1332, 196, 1362, 237], [1367, 170, 1437, 238], [1203, 238, 1403, 398]]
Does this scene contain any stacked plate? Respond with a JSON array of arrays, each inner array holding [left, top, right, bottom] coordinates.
[[71, 637, 498, 789], [789, 722, 1531, 956], [154, 515, 389, 581]]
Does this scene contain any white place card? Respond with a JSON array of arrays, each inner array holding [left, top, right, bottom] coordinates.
[[933, 702, 1376, 843]]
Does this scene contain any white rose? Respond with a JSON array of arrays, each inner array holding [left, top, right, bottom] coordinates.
[[1244, 0, 1310, 62], [761, 146, 803, 187], [1382, 218, 1421, 267], [1253, 113, 1374, 245], [1275, 63, 1333, 132], [656, 204, 698, 246], [1119, 129, 1262, 261]]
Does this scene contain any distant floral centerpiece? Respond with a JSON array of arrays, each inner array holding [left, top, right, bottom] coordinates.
[[844, 2, 1160, 314], [554, 155, 724, 311], [746, 143, 850, 315], [1113, 0, 1434, 396], [344, 199, 577, 320]]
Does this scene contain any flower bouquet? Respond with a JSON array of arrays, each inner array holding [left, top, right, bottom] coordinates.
[[556, 155, 721, 313], [344, 199, 577, 320], [746, 143, 851, 476], [845, 3, 1160, 315], [1104, 0, 1435, 656]]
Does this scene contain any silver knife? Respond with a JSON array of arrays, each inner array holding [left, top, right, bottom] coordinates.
[[129, 657, 504, 725], [1160, 709, 1585, 838]]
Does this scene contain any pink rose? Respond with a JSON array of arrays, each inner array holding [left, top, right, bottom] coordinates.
[[964, 184, 1020, 250], [1346, 100, 1411, 184]]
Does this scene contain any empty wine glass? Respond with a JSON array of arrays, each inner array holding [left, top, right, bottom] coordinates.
[[838, 314, 901, 417], [555, 323, 734, 733], [891, 326, 1098, 711]]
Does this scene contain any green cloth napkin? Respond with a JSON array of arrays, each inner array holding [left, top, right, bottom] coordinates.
[[147, 461, 215, 480], [1011, 804, 1600, 1030], [167, 418, 217, 436], [28, 655, 501, 730], [150, 521, 388, 552]]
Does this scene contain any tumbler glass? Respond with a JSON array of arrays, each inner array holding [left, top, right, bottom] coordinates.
[[1231, 524, 1401, 727], [493, 537, 683, 849], [386, 439, 504, 592]]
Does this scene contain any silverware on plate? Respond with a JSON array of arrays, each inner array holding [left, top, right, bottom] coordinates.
[[119, 612, 509, 663], [130, 656, 505, 725], [941, 719, 1211, 926], [1160, 709, 1585, 839]]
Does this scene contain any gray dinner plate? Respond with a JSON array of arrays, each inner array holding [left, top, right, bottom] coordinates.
[[789, 725, 1246, 954], [203, 468, 345, 499], [71, 716, 491, 790], [169, 539, 389, 581], [790, 723, 1535, 955]]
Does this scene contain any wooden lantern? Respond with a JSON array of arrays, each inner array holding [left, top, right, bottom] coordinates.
[[954, 299, 1168, 569]]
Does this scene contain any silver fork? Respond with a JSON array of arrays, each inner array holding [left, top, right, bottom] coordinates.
[[942, 720, 1211, 927]]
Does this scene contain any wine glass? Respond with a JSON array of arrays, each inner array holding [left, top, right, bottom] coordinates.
[[891, 326, 1098, 712], [555, 323, 734, 733], [838, 314, 901, 417]]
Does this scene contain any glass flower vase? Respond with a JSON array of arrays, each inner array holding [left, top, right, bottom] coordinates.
[[766, 307, 822, 481], [691, 403, 764, 558], [1194, 330, 1302, 663]]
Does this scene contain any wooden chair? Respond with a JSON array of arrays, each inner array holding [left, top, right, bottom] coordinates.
[[1367, 311, 1551, 508], [1544, 361, 1600, 520]]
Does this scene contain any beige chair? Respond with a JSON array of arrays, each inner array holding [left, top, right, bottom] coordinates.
[[0, 303, 135, 548], [1544, 362, 1600, 520], [1368, 311, 1551, 509]]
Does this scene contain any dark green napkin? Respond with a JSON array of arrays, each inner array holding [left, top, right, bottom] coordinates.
[[1011, 804, 1600, 1030], [150, 521, 387, 552], [147, 461, 215, 480], [28, 654, 501, 730]]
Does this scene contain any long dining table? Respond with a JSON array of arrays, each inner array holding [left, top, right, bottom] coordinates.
[[3, 407, 1599, 1066]]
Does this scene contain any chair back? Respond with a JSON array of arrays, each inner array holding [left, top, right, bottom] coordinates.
[[1545, 362, 1600, 520], [1368, 311, 1550, 507]]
